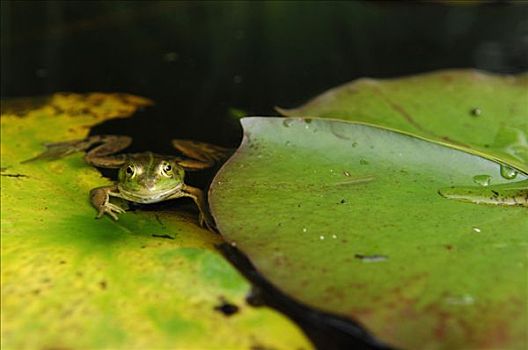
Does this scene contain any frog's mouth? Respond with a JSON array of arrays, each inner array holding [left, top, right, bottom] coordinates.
[[117, 185, 184, 204]]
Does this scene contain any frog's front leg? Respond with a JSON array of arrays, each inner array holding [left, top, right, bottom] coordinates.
[[90, 185, 127, 220], [174, 185, 216, 231]]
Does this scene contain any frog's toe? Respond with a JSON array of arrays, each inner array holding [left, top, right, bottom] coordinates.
[[95, 208, 116, 220], [95, 203, 125, 220], [106, 210, 119, 220], [199, 214, 205, 227], [199, 213, 217, 232], [107, 203, 126, 214], [95, 207, 106, 219], [106, 204, 125, 219]]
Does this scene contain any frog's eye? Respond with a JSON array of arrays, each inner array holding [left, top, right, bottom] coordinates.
[[126, 165, 135, 176], [161, 163, 173, 177]]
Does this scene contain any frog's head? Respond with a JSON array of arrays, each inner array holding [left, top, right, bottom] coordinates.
[[117, 152, 185, 203]]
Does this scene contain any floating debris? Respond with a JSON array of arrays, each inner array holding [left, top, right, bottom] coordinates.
[[354, 254, 388, 263]]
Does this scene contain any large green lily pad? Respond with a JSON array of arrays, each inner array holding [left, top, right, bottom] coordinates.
[[210, 117, 528, 349], [279, 69, 528, 172], [0, 94, 311, 350]]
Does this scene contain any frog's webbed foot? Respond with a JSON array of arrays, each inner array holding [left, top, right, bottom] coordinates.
[[97, 202, 126, 220], [22, 138, 94, 163], [23, 135, 131, 169], [90, 185, 127, 220], [83, 135, 131, 168], [172, 139, 232, 169]]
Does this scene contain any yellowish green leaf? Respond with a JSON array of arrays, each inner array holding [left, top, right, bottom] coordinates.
[[1, 93, 311, 350]]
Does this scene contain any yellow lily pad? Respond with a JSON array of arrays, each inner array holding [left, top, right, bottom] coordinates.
[[0, 93, 311, 350]]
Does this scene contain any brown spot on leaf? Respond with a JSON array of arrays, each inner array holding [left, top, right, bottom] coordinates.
[[151, 233, 175, 240], [1, 173, 28, 178], [99, 280, 107, 290], [214, 298, 239, 316]]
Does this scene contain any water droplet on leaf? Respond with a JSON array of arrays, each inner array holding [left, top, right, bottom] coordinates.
[[499, 164, 518, 180], [472, 174, 491, 187], [470, 107, 481, 117], [282, 119, 294, 127], [445, 294, 474, 305]]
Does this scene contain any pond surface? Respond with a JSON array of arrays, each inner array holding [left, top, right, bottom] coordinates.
[[2, 1, 526, 153]]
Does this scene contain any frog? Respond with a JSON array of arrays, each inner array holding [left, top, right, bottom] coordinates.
[[26, 135, 230, 230]]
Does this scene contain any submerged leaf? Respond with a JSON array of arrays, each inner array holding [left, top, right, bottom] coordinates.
[[210, 117, 528, 349], [0, 94, 311, 350]]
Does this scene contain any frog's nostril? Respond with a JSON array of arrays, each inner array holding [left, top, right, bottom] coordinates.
[[146, 181, 156, 189], [140, 179, 156, 190]]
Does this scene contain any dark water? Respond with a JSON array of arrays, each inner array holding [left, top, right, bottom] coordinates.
[[2, 1, 527, 349], [2, 1, 527, 151]]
